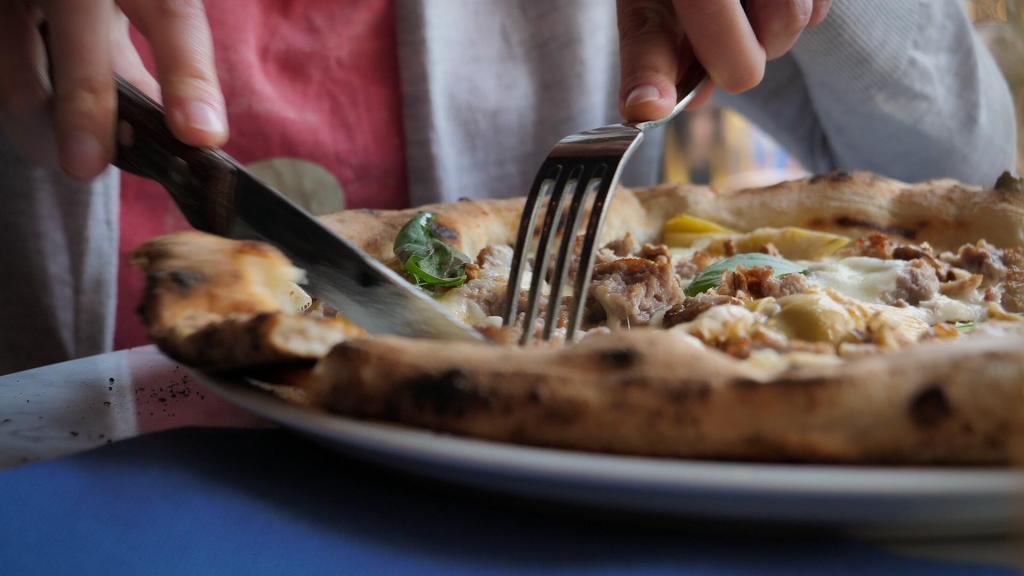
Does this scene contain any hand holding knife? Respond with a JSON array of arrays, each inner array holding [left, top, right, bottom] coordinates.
[[112, 77, 482, 342]]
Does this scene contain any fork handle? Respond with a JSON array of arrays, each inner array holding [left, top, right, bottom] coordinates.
[[673, 61, 708, 112], [633, 64, 707, 132]]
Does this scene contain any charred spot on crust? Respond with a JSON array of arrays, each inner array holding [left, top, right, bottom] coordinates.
[[732, 377, 762, 389], [161, 270, 205, 290], [910, 385, 952, 428], [995, 171, 1023, 194], [738, 376, 828, 389], [742, 434, 797, 459], [809, 170, 853, 184], [527, 386, 547, 404], [984, 432, 1005, 450], [619, 376, 648, 388], [169, 270, 203, 288], [245, 312, 275, 340], [834, 216, 917, 240], [600, 348, 638, 368], [667, 380, 712, 402], [408, 369, 492, 417], [428, 220, 460, 243]]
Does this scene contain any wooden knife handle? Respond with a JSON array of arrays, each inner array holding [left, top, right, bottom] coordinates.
[[114, 76, 237, 235], [38, 20, 236, 235]]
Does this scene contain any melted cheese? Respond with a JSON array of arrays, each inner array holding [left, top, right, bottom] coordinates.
[[438, 291, 490, 325], [806, 256, 987, 325], [675, 305, 758, 344], [668, 246, 702, 262], [805, 257, 905, 304], [910, 295, 985, 324]]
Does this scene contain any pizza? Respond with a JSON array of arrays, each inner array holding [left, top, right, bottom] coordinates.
[[134, 171, 1024, 464]]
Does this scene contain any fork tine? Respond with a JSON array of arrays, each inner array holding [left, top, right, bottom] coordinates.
[[543, 162, 603, 341], [519, 163, 581, 345], [503, 160, 560, 327], [565, 167, 620, 342]]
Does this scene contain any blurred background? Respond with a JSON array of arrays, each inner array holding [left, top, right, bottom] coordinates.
[[665, 0, 1024, 192]]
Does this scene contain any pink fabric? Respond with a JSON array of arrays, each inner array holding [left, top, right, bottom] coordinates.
[[116, 0, 407, 349]]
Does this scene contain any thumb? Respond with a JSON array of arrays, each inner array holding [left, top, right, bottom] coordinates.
[[617, 0, 679, 123]]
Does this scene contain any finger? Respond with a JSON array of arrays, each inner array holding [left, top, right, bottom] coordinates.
[[43, 0, 116, 180], [747, 0, 813, 60], [676, 42, 713, 111], [809, 0, 832, 26], [118, 0, 227, 146], [110, 9, 160, 101], [617, 0, 679, 122], [0, 2, 57, 165], [684, 81, 715, 111], [673, 0, 765, 93]]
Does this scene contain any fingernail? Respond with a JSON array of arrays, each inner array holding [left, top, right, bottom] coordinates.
[[62, 132, 105, 180], [625, 84, 662, 107], [181, 101, 225, 134]]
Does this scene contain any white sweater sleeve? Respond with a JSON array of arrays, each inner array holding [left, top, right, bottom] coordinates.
[[715, 0, 1017, 186]]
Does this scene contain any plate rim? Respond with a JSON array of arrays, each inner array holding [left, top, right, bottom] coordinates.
[[194, 371, 1024, 500]]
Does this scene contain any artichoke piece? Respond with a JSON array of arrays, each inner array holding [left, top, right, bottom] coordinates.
[[704, 227, 850, 260], [664, 231, 735, 248], [862, 304, 931, 348], [663, 214, 736, 247], [664, 213, 735, 234], [768, 293, 856, 344]]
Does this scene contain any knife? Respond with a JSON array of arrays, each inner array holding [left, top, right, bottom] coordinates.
[[113, 77, 483, 342]]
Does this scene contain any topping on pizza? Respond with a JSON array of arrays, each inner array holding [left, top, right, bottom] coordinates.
[[429, 212, 1022, 363], [393, 212, 472, 289]]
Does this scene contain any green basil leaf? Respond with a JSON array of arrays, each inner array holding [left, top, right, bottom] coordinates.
[[684, 253, 807, 297], [393, 212, 432, 262], [393, 212, 471, 288], [954, 321, 976, 332], [404, 255, 467, 287]]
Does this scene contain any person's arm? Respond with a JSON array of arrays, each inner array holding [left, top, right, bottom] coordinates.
[[715, 0, 1017, 186]]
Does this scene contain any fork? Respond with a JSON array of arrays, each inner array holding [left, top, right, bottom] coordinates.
[[501, 63, 709, 345]]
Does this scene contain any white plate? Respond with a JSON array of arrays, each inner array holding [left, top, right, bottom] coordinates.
[[196, 372, 1024, 538]]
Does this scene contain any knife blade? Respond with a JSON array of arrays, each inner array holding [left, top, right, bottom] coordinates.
[[112, 77, 482, 342], [229, 170, 484, 340]]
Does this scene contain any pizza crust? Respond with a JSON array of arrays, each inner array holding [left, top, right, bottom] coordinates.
[[133, 232, 363, 371], [309, 329, 1024, 464], [321, 186, 652, 264], [322, 172, 1024, 259], [635, 171, 1024, 251]]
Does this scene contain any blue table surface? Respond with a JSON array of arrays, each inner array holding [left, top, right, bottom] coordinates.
[[0, 427, 1014, 576]]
